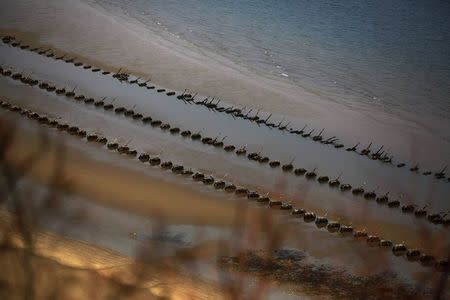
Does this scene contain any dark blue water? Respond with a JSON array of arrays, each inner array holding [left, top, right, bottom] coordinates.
[[99, 0, 450, 119]]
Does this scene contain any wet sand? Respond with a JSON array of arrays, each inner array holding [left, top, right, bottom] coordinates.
[[0, 118, 261, 228], [4, 208, 432, 299], [0, 0, 449, 169], [0, 43, 448, 258], [0, 66, 447, 295], [0, 1, 449, 298], [0, 211, 223, 300]]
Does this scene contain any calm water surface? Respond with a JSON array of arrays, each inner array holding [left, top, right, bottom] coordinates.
[[96, 0, 450, 120]]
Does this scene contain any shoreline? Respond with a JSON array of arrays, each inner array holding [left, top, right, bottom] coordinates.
[[0, 29, 446, 298], [1, 39, 449, 260], [0, 1, 449, 298], [1, 92, 446, 255], [0, 94, 446, 270], [0, 0, 449, 168]]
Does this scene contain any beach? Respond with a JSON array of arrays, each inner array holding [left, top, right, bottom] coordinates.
[[0, 0, 449, 298], [1, 0, 449, 167]]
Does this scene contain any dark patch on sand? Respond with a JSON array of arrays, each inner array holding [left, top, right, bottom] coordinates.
[[219, 249, 433, 299]]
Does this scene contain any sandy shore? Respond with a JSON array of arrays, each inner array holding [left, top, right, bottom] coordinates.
[[0, 44, 448, 260], [0, 118, 264, 228], [0, 1, 448, 298], [0, 103, 447, 291], [0, 0, 449, 168]]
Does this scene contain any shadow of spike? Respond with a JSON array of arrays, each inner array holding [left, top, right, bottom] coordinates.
[[346, 142, 360, 152]]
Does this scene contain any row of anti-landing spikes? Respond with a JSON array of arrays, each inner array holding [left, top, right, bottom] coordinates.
[[0, 68, 449, 228], [2, 35, 448, 183], [0, 97, 448, 272]]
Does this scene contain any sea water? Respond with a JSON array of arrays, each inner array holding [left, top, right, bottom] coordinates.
[[96, 0, 450, 121]]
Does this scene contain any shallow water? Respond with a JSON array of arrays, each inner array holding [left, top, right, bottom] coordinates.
[[1, 2, 449, 297], [0, 120, 441, 295], [4, 181, 432, 299], [1, 0, 449, 171], [1, 44, 449, 260], [97, 0, 450, 132], [1, 117, 437, 298]]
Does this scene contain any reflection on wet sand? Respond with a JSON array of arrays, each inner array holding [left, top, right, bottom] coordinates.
[[0, 1, 449, 298], [0, 43, 448, 262]]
